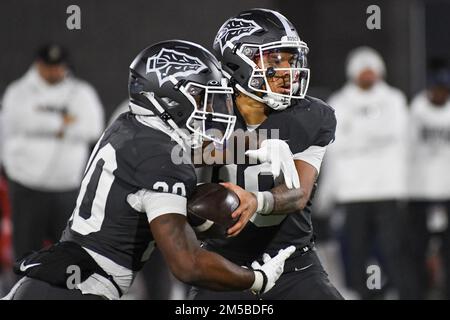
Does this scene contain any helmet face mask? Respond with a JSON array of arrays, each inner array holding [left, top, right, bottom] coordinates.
[[237, 41, 310, 108], [181, 81, 236, 146]]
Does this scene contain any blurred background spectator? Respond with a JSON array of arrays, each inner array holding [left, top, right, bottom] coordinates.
[[322, 47, 409, 299], [405, 62, 450, 299], [0, 93, 15, 295], [1, 43, 104, 263]]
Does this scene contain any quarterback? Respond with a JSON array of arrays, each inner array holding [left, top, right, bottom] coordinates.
[[191, 9, 343, 300]]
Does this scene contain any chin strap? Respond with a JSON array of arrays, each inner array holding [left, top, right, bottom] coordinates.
[[133, 93, 199, 151], [234, 83, 291, 111]]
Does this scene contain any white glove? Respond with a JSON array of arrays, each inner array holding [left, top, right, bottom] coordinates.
[[245, 139, 300, 189], [250, 245, 296, 294], [127, 189, 148, 212]]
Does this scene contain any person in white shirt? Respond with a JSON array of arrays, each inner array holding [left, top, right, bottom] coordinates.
[[1, 44, 104, 260], [324, 47, 409, 299], [406, 65, 450, 299]]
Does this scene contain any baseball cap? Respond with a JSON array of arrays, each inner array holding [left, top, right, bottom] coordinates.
[[36, 43, 68, 65]]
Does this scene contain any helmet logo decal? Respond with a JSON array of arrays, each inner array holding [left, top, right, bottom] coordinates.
[[146, 48, 208, 86], [214, 18, 263, 53]]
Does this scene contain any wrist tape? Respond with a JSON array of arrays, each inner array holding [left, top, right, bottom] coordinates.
[[250, 270, 268, 294], [252, 191, 274, 216]]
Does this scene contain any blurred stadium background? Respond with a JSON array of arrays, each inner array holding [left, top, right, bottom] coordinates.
[[3, 0, 449, 110], [1, 0, 450, 299]]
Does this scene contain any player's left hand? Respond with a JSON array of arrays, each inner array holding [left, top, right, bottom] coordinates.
[[245, 139, 300, 189], [220, 182, 258, 237], [126, 189, 147, 212], [250, 245, 296, 294]]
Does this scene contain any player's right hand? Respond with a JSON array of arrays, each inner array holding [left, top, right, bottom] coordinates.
[[249, 245, 296, 294], [245, 139, 300, 189], [220, 182, 258, 237]]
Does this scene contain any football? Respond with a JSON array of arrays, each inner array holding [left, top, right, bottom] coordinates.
[[187, 183, 240, 237]]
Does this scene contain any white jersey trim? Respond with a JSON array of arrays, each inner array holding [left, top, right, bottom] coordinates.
[[140, 190, 187, 223], [80, 247, 135, 299], [293, 145, 327, 173]]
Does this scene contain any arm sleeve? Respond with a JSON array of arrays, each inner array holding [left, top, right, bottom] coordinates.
[[64, 83, 105, 142], [393, 92, 409, 146], [139, 189, 187, 223], [2, 84, 63, 137], [293, 145, 327, 173]]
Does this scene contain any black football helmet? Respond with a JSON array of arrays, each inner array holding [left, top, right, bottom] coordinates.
[[129, 40, 236, 147], [213, 8, 310, 110]]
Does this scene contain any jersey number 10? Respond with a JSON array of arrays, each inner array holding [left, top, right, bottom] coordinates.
[[70, 141, 117, 235]]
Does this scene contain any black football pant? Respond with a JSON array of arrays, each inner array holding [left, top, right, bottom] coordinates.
[[341, 200, 408, 299], [3, 277, 104, 300], [7, 179, 78, 260], [190, 250, 344, 300], [402, 200, 450, 299]]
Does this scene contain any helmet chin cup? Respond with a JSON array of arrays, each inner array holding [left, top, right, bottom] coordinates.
[[263, 94, 291, 110], [189, 131, 204, 149]]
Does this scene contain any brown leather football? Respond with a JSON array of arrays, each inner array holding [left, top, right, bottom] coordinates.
[[187, 183, 240, 230]]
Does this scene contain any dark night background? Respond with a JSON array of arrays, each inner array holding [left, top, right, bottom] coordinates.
[[1, 0, 449, 119]]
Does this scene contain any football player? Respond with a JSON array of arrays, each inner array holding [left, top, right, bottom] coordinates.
[[2, 40, 295, 300], [191, 9, 343, 300]]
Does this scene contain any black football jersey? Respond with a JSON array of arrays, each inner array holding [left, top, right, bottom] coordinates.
[[61, 112, 197, 271], [205, 96, 336, 265]]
